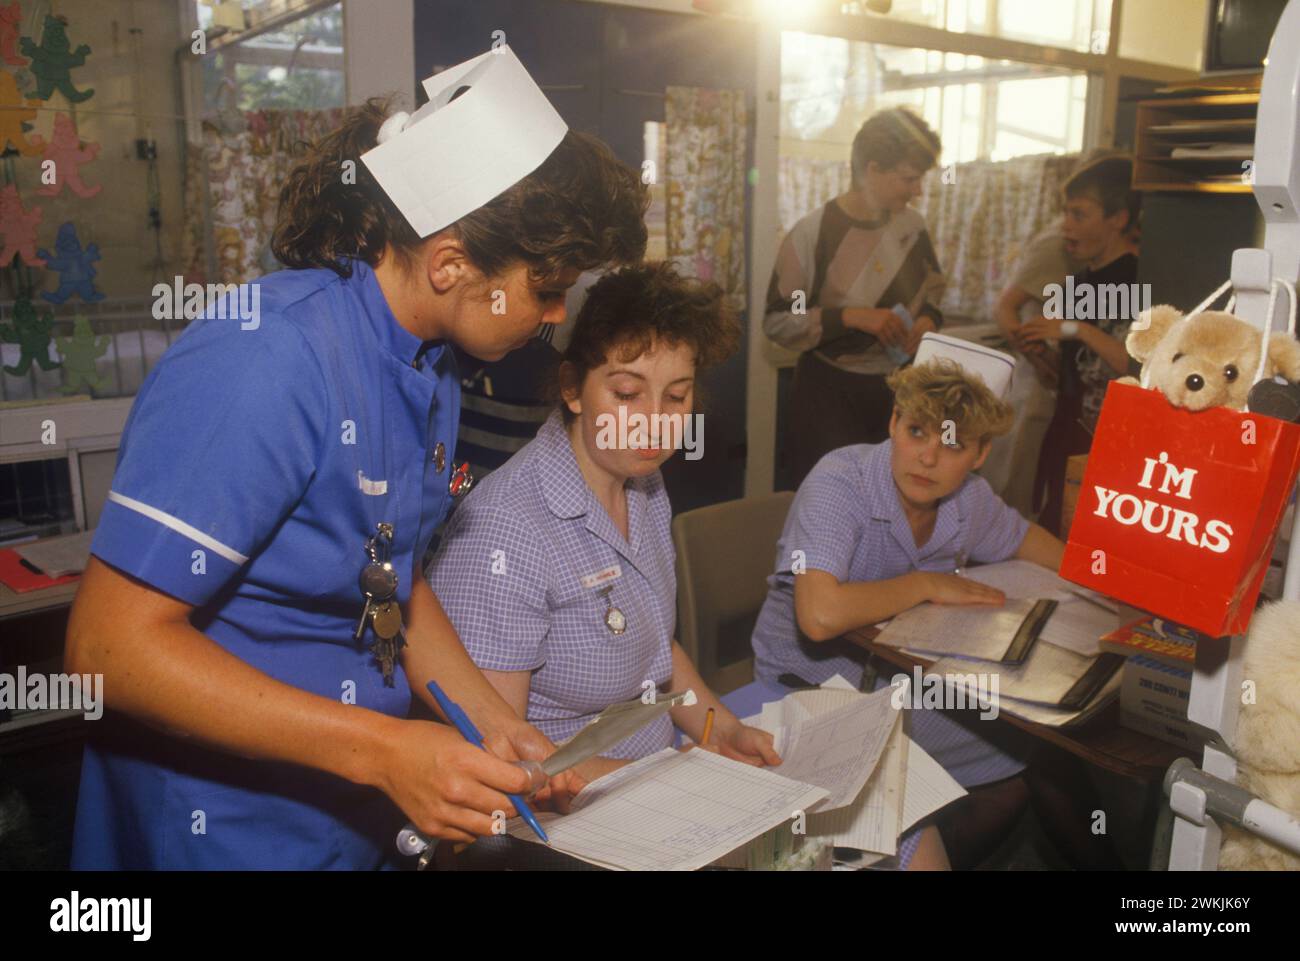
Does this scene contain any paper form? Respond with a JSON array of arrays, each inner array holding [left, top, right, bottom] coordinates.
[[1038, 596, 1116, 657], [506, 748, 828, 871], [734, 680, 967, 860], [765, 685, 899, 808], [747, 683, 907, 853], [959, 558, 1083, 600], [807, 715, 907, 853]]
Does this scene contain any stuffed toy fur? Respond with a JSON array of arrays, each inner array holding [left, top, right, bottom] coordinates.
[[1218, 600, 1300, 870], [1117, 305, 1300, 413]]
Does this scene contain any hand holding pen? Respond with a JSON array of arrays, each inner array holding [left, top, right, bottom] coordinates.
[[425, 680, 550, 843]]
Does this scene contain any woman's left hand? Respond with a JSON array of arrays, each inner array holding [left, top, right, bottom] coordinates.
[[711, 724, 782, 768]]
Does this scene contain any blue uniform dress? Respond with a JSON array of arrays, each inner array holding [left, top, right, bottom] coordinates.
[[72, 258, 460, 870], [751, 441, 1034, 788], [426, 411, 676, 760]]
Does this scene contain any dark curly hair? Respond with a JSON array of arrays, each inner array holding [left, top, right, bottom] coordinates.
[[556, 262, 740, 420], [271, 96, 649, 284]]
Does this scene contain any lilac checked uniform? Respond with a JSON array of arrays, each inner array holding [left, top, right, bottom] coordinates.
[[751, 441, 1035, 787], [427, 410, 676, 759]]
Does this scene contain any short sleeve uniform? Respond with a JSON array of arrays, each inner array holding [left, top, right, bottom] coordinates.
[[750, 441, 1034, 787], [427, 411, 676, 759], [72, 259, 461, 869]]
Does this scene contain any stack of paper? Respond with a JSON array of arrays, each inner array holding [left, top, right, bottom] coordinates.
[[874, 560, 1123, 715], [507, 676, 967, 870], [505, 748, 829, 871], [749, 678, 964, 856]]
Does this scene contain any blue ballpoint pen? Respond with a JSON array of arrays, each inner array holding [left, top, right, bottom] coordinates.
[[426, 680, 550, 844]]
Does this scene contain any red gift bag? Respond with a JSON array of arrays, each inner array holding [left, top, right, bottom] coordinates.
[[1060, 380, 1300, 638]]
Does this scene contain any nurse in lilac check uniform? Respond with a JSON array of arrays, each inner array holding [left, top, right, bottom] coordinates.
[[429, 264, 780, 784], [751, 333, 1069, 868]]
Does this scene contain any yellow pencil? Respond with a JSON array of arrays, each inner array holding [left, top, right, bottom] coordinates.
[[701, 708, 715, 747]]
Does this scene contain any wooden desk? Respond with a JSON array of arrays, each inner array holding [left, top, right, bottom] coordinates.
[[845, 627, 1193, 781]]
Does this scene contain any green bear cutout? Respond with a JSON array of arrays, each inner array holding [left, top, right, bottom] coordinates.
[[56, 312, 109, 394], [2, 296, 60, 376], [19, 15, 92, 103]]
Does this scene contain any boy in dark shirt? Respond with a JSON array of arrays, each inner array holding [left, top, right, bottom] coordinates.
[[1021, 157, 1142, 536]]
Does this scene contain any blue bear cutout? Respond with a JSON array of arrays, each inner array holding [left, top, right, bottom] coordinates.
[[38, 221, 103, 303]]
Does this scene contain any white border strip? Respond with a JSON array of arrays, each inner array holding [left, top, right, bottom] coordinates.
[[107, 491, 249, 565]]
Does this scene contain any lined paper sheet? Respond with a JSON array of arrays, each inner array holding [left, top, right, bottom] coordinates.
[[507, 748, 828, 871], [764, 684, 899, 808], [901, 741, 966, 830], [807, 715, 907, 854], [732, 679, 966, 860]]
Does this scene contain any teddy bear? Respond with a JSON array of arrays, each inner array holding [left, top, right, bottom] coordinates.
[[1218, 599, 1300, 870], [1116, 304, 1300, 413]]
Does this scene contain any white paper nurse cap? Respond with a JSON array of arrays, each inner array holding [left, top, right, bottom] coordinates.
[[912, 332, 1015, 400], [360, 45, 568, 237]]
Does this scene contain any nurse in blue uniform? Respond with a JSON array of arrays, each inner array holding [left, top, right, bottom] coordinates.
[[64, 46, 649, 869]]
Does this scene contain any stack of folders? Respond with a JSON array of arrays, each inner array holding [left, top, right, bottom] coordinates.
[[873, 559, 1125, 725]]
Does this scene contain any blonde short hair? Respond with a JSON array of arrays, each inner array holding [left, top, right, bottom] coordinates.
[[886, 359, 1015, 445]]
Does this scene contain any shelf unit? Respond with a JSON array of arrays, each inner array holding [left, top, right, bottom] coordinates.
[[1134, 92, 1260, 194]]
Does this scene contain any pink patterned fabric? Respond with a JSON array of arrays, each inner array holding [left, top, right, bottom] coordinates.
[[665, 86, 748, 310], [182, 108, 347, 286]]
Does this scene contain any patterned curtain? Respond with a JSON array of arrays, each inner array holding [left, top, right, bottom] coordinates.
[[181, 108, 347, 286], [776, 151, 1081, 322], [665, 87, 748, 310], [917, 152, 1079, 321], [778, 155, 852, 236]]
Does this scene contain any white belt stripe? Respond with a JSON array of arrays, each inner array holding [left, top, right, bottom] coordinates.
[[107, 491, 249, 565]]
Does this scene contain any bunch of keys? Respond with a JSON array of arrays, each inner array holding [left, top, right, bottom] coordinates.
[[355, 522, 406, 687]]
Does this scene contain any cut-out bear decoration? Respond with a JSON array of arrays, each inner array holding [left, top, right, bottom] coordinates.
[[1, 296, 59, 376], [20, 14, 93, 103], [0, 183, 44, 267], [0, 1, 27, 67], [55, 312, 109, 394], [35, 113, 101, 198], [0, 69, 43, 156], [38, 221, 103, 303]]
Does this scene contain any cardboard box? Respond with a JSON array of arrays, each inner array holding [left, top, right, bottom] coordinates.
[[1119, 654, 1204, 749]]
